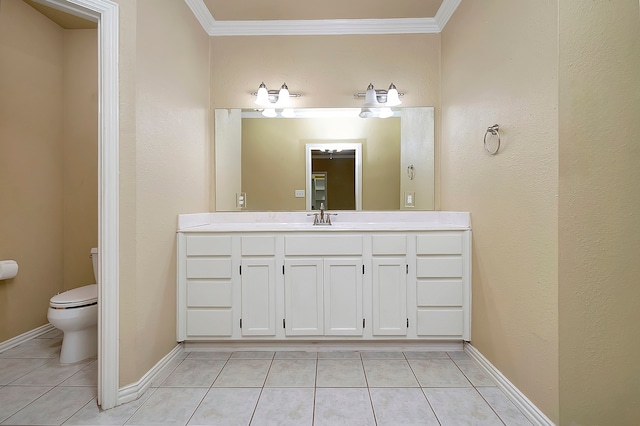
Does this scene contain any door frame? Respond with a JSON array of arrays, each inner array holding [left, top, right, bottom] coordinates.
[[36, 0, 120, 410], [305, 143, 362, 211]]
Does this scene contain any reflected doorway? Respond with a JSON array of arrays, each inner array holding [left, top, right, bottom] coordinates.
[[305, 143, 362, 210]]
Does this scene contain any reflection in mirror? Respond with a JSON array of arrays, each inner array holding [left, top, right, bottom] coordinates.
[[305, 143, 362, 211], [213, 107, 434, 212]]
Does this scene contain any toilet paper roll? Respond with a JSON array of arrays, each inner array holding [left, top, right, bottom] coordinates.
[[0, 260, 18, 280]]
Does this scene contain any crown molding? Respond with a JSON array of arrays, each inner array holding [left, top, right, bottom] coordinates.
[[434, 0, 462, 29], [186, 0, 460, 36]]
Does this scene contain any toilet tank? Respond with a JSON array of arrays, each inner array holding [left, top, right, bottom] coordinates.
[[91, 248, 98, 283]]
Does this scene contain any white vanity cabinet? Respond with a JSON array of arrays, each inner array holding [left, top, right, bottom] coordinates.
[[371, 235, 408, 336], [284, 235, 364, 337], [239, 236, 277, 336], [177, 223, 471, 343], [180, 235, 234, 338], [415, 232, 471, 338]]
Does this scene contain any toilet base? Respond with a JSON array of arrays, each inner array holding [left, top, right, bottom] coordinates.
[[59, 326, 97, 364]]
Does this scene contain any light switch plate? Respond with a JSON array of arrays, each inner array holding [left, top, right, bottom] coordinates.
[[404, 191, 415, 208], [295, 189, 305, 198]]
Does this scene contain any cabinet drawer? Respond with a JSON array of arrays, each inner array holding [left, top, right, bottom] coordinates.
[[416, 280, 463, 306], [416, 257, 463, 278], [186, 235, 232, 256], [416, 309, 464, 336], [187, 309, 232, 336], [186, 258, 232, 279], [285, 236, 362, 255], [372, 235, 407, 255], [417, 234, 463, 255], [241, 236, 276, 256], [187, 281, 232, 307]]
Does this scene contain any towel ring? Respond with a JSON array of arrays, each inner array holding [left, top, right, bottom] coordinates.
[[484, 124, 500, 155], [407, 164, 415, 180]]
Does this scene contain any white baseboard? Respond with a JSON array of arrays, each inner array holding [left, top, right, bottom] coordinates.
[[464, 343, 555, 426], [183, 340, 463, 352], [118, 344, 184, 405], [0, 323, 56, 354]]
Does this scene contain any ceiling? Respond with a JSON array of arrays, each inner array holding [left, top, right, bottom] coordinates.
[[201, 0, 444, 21], [190, 0, 460, 36], [23, 0, 459, 35], [23, 0, 96, 29]]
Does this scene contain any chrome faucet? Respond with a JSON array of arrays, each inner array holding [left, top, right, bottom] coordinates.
[[308, 202, 336, 225]]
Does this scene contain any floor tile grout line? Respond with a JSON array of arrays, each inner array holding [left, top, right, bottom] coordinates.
[[180, 354, 231, 426], [246, 353, 275, 425], [121, 386, 160, 426], [474, 387, 511, 426], [2, 383, 59, 424], [419, 387, 444, 426]]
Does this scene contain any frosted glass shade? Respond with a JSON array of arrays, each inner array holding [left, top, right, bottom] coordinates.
[[262, 108, 277, 118], [281, 108, 295, 118], [275, 84, 291, 108], [378, 107, 394, 118], [255, 83, 270, 106], [363, 85, 380, 108], [386, 84, 402, 106]]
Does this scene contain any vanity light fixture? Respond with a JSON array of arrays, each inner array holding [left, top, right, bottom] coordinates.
[[252, 82, 301, 117], [355, 83, 404, 118]]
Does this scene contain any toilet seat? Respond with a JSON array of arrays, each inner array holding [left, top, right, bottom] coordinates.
[[50, 284, 98, 309]]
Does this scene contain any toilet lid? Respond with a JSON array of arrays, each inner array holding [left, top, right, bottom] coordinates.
[[50, 284, 98, 308]]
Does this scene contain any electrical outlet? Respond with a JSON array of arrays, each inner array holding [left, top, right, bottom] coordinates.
[[295, 189, 305, 198], [236, 192, 247, 209]]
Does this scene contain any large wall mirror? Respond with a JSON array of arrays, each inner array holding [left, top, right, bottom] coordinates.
[[214, 107, 434, 212]]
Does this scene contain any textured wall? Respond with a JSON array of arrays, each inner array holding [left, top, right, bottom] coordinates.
[[62, 30, 98, 292], [117, 0, 211, 386], [210, 34, 440, 109], [0, 0, 64, 341], [440, 0, 559, 421], [558, 1, 640, 424]]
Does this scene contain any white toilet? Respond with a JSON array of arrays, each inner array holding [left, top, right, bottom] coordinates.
[[47, 248, 98, 364]]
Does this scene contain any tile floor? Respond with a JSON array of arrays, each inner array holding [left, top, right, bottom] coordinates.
[[0, 330, 533, 425]]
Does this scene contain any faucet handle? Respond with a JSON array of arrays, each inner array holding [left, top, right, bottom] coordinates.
[[307, 212, 320, 224]]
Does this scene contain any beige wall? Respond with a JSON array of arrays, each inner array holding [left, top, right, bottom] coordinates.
[[558, 1, 640, 424], [63, 30, 98, 291], [440, 0, 559, 422], [0, 0, 64, 341], [210, 34, 440, 109], [117, 0, 211, 386], [0, 1, 97, 342], [241, 117, 399, 211]]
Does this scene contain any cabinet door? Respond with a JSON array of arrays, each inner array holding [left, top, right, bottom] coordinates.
[[284, 259, 324, 336], [324, 258, 363, 336], [372, 258, 407, 336], [241, 258, 276, 336]]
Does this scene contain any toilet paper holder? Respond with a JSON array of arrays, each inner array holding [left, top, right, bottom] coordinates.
[[0, 260, 19, 280]]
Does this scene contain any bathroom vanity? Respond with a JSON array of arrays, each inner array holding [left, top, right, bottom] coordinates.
[[176, 212, 471, 343]]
